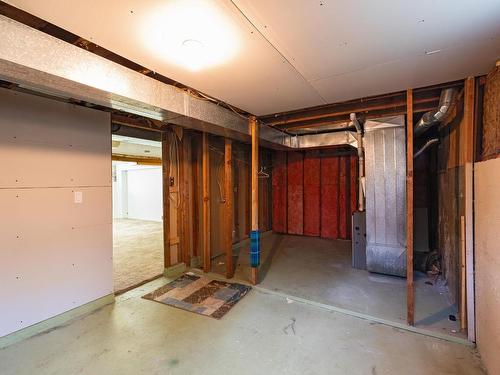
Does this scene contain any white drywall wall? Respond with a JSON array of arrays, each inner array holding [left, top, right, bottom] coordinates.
[[112, 163, 162, 222], [126, 166, 163, 222], [0, 88, 112, 338], [475, 157, 500, 375]]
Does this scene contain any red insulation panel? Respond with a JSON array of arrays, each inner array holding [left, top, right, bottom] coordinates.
[[272, 150, 358, 240], [287, 151, 304, 235], [303, 150, 320, 236], [272, 151, 287, 233], [321, 156, 340, 239]]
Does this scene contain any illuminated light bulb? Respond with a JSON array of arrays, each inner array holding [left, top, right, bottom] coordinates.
[[142, 0, 240, 71]]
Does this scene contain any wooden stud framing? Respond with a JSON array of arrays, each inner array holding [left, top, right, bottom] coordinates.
[[111, 113, 164, 132], [176, 134, 185, 264], [112, 154, 161, 165], [202, 133, 211, 272], [181, 133, 191, 266], [224, 139, 234, 278], [463, 76, 476, 341], [460, 215, 467, 331], [192, 135, 201, 261], [250, 116, 259, 284], [406, 88, 414, 326], [161, 131, 171, 268]]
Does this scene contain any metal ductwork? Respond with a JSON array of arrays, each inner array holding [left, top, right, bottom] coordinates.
[[364, 116, 407, 277], [414, 88, 458, 137], [0, 16, 357, 151], [351, 113, 365, 212]]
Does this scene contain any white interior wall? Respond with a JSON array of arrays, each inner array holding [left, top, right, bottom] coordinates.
[[126, 165, 163, 222], [0, 88, 112, 338], [112, 162, 162, 222], [475, 157, 500, 375]]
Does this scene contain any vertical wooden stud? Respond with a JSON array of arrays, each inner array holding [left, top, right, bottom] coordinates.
[[250, 116, 259, 284], [224, 139, 234, 278], [181, 133, 191, 266], [162, 130, 171, 268], [406, 88, 415, 326], [202, 132, 211, 272], [192, 135, 201, 261], [177, 133, 185, 264], [464, 76, 475, 340], [460, 215, 467, 331]]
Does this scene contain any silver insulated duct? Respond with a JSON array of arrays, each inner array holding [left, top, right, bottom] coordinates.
[[414, 88, 457, 137], [364, 116, 407, 277]]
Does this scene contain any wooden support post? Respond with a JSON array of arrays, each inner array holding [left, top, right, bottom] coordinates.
[[406, 88, 414, 326], [162, 131, 171, 268], [463, 76, 475, 341], [181, 133, 191, 266], [202, 132, 211, 272], [224, 139, 234, 278], [250, 116, 259, 285], [460, 215, 467, 331], [192, 136, 201, 263]]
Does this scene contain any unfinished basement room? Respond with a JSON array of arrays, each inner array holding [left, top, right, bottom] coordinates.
[[0, 1, 499, 374]]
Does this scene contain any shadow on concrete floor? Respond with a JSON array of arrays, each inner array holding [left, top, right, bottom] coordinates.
[[214, 233, 465, 341]]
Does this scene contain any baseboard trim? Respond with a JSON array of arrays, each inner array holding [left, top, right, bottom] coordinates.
[[0, 293, 115, 350], [164, 263, 187, 278]]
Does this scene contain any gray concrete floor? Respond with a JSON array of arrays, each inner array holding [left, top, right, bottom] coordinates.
[[216, 234, 463, 339], [113, 219, 163, 292], [0, 276, 484, 375]]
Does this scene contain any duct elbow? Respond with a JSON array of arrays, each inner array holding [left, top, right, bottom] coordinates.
[[414, 88, 457, 137]]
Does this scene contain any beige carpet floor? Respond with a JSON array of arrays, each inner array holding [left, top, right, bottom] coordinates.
[[113, 219, 164, 292]]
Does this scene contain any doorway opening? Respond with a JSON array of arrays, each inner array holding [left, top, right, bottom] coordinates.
[[112, 133, 164, 294]]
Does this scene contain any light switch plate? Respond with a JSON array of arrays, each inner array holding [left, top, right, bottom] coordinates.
[[74, 191, 83, 204]]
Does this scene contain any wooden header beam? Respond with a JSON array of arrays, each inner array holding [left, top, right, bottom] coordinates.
[[112, 154, 161, 165], [111, 113, 164, 132], [406, 88, 414, 326]]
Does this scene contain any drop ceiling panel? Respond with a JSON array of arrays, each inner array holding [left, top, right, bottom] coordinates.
[[5, 0, 500, 115]]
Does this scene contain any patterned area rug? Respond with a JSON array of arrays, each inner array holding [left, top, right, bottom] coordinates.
[[142, 273, 252, 319]]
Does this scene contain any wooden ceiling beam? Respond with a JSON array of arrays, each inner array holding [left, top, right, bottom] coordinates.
[[276, 96, 440, 129], [261, 81, 463, 127], [278, 99, 440, 131], [111, 113, 166, 132], [112, 154, 162, 165]]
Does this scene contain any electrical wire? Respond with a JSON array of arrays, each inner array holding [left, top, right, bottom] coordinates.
[[167, 130, 181, 209]]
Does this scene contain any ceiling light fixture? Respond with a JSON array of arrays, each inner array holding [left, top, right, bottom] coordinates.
[[142, 0, 240, 71]]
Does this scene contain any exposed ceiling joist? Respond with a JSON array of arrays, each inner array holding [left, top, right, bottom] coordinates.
[[261, 81, 464, 131], [111, 113, 165, 132]]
